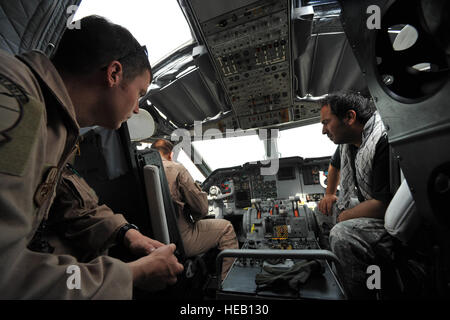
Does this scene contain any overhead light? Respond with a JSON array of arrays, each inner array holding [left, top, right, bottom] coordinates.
[[388, 24, 419, 51], [411, 62, 431, 72]]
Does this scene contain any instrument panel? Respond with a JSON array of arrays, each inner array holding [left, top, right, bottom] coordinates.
[[206, 155, 346, 300], [204, 156, 330, 217], [184, 0, 295, 130]]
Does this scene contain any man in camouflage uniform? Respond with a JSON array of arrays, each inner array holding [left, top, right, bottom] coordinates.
[[151, 139, 239, 280], [0, 15, 183, 299], [317, 92, 393, 299]]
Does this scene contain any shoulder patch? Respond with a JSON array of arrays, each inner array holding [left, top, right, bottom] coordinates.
[[0, 74, 44, 176]]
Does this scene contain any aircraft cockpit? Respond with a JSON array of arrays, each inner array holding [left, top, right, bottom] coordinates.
[[1, 0, 448, 303], [75, 0, 449, 301]]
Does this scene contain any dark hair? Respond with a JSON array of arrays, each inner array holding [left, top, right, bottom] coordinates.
[[51, 15, 151, 81], [151, 139, 174, 156], [319, 92, 376, 124]]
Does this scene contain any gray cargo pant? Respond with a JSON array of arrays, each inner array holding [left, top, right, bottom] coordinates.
[[314, 201, 392, 299]]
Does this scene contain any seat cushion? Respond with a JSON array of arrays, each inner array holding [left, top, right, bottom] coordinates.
[[384, 179, 420, 243]]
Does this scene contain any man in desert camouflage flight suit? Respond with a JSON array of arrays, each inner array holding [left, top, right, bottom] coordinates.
[[0, 15, 183, 299], [151, 139, 239, 280]]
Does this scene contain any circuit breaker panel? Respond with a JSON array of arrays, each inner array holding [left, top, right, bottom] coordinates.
[[183, 0, 294, 129]]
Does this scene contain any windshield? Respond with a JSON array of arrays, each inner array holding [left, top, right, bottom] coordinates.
[[136, 142, 206, 182], [191, 123, 337, 173], [136, 123, 336, 182], [74, 0, 193, 66], [192, 133, 266, 172], [277, 123, 336, 158], [176, 149, 206, 183]]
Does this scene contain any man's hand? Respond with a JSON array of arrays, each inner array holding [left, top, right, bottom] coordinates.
[[124, 229, 164, 256], [337, 210, 349, 222], [318, 194, 338, 216], [337, 199, 387, 222], [128, 244, 184, 292]]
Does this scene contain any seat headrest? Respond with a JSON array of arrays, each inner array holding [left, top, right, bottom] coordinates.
[[127, 108, 156, 142], [384, 179, 420, 243]]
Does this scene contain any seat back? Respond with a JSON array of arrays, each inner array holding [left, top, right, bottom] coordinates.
[[142, 164, 170, 245], [136, 148, 216, 299], [135, 148, 187, 260], [127, 108, 184, 250], [127, 108, 156, 142], [384, 179, 420, 243]]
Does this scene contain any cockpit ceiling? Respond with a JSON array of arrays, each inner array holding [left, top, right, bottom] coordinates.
[[296, 32, 367, 97], [0, 0, 81, 55], [145, 0, 367, 131], [295, 1, 366, 97], [149, 66, 229, 127]]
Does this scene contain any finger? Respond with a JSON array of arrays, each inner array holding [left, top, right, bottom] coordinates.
[[152, 240, 165, 248], [326, 201, 332, 216], [147, 239, 164, 248], [146, 246, 156, 254], [168, 243, 177, 252]]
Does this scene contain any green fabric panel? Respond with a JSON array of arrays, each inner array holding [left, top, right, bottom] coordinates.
[[0, 95, 44, 176]]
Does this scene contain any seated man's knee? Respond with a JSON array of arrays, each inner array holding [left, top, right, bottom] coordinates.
[[329, 220, 354, 252], [218, 220, 238, 250], [216, 219, 234, 233], [224, 220, 235, 231]]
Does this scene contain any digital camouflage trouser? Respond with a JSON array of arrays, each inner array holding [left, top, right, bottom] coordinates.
[[314, 202, 393, 299], [330, 217, 392, 299]]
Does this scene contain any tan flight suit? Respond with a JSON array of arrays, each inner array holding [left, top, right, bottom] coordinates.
[[0, 50, 133, 299], [161, 159, 238, 280], [45, 164, 129, 262]]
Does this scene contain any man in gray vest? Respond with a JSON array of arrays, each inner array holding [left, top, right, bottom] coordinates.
[[318, 92, 393, 299]]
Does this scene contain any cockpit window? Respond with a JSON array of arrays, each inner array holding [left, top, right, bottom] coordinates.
[[137, 123, 335, 181], [74, 0, 193, 66], [192, 133, 266, 172], [136, 142, 206, 182], [175, 149, 206, 183], [277, 123, 336, 158], [188, 122, 336, 178]]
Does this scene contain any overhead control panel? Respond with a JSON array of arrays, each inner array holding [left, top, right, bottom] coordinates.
[[183, 0, 294, 130]]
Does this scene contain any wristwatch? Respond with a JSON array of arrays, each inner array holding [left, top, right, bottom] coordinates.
[[116, 223, 139, 244]]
